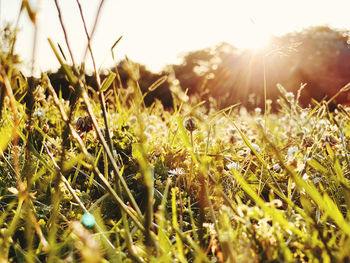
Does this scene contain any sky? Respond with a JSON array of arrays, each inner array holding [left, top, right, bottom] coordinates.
[[1, 0, 350, 76]]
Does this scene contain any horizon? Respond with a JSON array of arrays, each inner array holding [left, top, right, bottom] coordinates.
[[2, 0, 350, 77]]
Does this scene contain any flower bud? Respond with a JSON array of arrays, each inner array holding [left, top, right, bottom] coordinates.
[[184, 117, 197, 132]]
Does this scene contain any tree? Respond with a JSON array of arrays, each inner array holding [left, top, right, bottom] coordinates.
[[171, 26, 350, 110], [272, 26, 350, 106], [111, 60, 173, 108]]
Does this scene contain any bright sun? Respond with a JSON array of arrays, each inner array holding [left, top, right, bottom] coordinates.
[[229, 22, 272, 50]]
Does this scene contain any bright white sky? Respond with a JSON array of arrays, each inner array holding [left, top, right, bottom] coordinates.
[[2, 0, 350, 76]]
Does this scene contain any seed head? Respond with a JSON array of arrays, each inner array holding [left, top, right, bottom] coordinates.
[[75, 116, 93, 134], [184, 117, 197, 132]]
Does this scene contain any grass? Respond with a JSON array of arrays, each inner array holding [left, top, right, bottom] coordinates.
[[1, 1, 350, 262]]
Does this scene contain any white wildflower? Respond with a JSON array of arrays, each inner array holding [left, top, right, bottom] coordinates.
[[255, 107, 262, 115], [272, 164, 281, 172], [168, 168, 185, 177], [226, 161, 241, 171], [301, 127, 310, 134], [33, 108, 46, 119], [249, 137, 257, 143], [285, 92, 294, 102], [300, 110, 309, 120], [145, 124, 156, 134], [302, 173, 310, 181], [313, 177, 322, 184], [239, 107, 248, 116], [157, 123, 166, 130], [149, 115, 158, 122], [226, 126, 235, 136], [271, 199, 283, 208], [128, 116, 137, 125], [251, 143, 261, 152], [143, 131, 152, 140], [203, 223, 216, 235], [287, 146, 298, 157]]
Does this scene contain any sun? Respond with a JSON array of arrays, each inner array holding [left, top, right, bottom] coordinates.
[[235, 31, 272, 51], [228, 21, 272, 50], [238, 31, 272, 50]]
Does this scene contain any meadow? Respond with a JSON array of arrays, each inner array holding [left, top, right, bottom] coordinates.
[[1, 2, 350, 262]]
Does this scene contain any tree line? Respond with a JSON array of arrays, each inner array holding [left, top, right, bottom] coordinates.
[[21, 26, 350, 111]]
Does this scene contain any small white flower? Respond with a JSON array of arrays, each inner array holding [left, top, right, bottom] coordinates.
[[33, 108, 46, 119], [168, 168, 185, 177], [249, 136, 257, 143], [272, 164, 281, 171], [145, 124, 156, 134], [251, 143, 261, 152], [128, 116, 137, 125], [239, 107, 248, 116], [285, 92, 294, 102], [301, 127, 310, 134], [143, 131, 152, 140], [203, 223, 216, 235], [300, 110, 309, 120], [226, 161, 241, 171], [302, 173, 310, 181], [316, 119, 329, 129], [149, 115, 158, 122], [226, 126, 235, 136], [255, 107, 262, 115], [237, 149, 249, 157], [313, 177, 322, 184], [271, 199, 283, 208], [157, 123, 166, 130], [287, 146, 298, 157]]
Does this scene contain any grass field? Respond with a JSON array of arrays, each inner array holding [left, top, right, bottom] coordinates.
[[1, 2, 350, 262]]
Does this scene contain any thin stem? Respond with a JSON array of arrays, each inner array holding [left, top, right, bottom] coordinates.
[[189, 131, 194, 189], [177, 178, 183, 231], [53, 0, 75, 66], [25, 0, 42, 193], [75, 0, 114, 159], [0, 83, 5, 119], [9, 2, 22, 58], [81, 0, 105, 63], [263, 57, 267, 134]]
